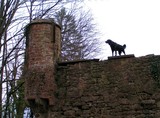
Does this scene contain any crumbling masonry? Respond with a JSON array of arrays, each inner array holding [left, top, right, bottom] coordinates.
[[24, 19, 160, 118]]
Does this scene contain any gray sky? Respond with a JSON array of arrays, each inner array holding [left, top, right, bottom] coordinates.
[[83, 0, 160, 59]]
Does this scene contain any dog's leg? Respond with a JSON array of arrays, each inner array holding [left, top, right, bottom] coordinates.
[[114, 51, 117, 56], [118, 51, 121, 56], [112, 50, 114, 56], [123, 50, 126, 55]]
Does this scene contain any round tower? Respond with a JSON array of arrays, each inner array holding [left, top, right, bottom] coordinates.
[[24, 19, 61, 117]]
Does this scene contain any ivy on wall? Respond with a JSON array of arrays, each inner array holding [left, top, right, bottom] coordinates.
[[150, 61, 160, 88]]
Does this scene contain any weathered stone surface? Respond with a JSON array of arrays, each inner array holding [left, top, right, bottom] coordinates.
[[52, 55, 160, 118], [108, 54, 135, 60], [24, 19, 160, 118], [24, 19, 61, 117]]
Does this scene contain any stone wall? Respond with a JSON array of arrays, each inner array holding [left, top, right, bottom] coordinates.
[[51, 55, 160, 118], [24, 19, 61, 117], [24, 19, 160, 118]]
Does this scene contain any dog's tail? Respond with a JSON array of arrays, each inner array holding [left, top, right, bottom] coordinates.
[[123, 44, 126, 49]]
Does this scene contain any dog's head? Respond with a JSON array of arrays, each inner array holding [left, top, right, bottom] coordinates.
[[105, 39, 112, 44]]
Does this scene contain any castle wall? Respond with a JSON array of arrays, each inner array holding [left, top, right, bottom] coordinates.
[[24, 19, 61, 117], [24, 19, 160, 118], [51, 55, 160, 118]]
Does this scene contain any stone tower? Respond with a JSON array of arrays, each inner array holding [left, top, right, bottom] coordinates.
[[24, 19, 61, 117]]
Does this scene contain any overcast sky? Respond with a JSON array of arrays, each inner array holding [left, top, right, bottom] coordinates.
[[83, 0, 160, 59]]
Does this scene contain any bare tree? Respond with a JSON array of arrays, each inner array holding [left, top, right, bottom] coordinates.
[[54, 7, 101, 61], [0, 0, 20, 52], [0, 0, 100, 117], [0, 0, 23, 117]]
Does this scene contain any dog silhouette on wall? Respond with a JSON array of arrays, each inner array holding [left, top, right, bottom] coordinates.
[[105, 39, 126, 56]]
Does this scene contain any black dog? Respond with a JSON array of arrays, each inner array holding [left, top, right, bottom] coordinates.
[[105, 39, 126, 56]]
